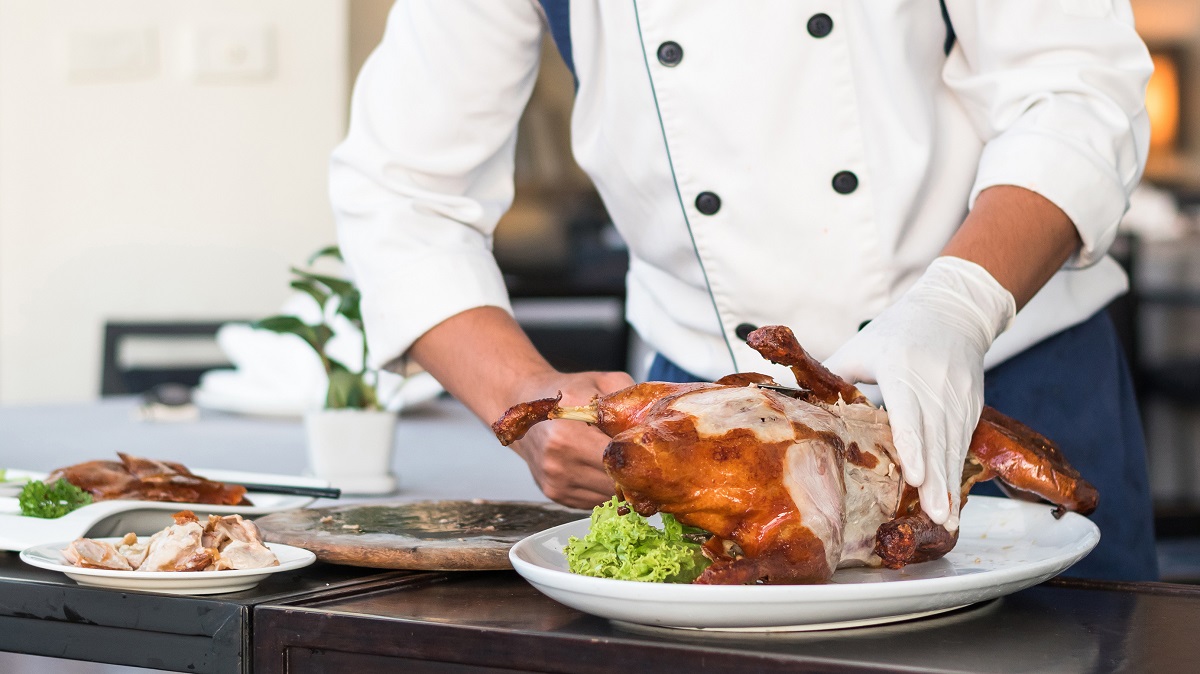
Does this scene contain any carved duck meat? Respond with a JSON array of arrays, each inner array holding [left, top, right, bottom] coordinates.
[[492, 325, 1097, 585], [45, 452, 250, 506], [63, 511, 280, 572]]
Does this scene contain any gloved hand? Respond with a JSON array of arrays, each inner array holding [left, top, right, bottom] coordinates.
[[823, 257, 1016, 528]]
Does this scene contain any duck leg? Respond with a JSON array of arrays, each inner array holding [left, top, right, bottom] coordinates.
[[745, 325, 870, 405]]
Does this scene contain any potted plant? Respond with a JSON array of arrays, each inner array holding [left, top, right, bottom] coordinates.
[[254, 246, 398, 494]]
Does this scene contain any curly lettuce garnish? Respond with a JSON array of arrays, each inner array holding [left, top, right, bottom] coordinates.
[[564, 497, 711, 583]]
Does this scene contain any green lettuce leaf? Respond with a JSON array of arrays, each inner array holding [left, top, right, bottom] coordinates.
[[564, 497, 711, 583]]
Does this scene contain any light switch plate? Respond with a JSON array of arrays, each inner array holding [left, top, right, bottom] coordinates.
[[188, 24, 275, 82], [67, 27, 158, 82]]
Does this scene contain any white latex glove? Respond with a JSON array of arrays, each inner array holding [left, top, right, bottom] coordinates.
[[823, 257, 1016, 528]]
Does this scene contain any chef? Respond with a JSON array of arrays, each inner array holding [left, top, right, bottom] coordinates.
[[330, 1, 1157, 581]]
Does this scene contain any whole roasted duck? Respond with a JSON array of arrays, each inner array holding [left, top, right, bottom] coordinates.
[[492, 325, 1097, 585]]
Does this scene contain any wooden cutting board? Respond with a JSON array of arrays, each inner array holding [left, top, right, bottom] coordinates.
[[253, 500, 588, 570]]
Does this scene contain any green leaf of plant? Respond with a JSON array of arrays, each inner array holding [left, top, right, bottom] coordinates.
[[338, 288, 363, 322], [324, 362, 381, 410], [311, 324, 335, 353], [307, 245, 342, 266], [263, 247, 383, 412], [290, 268, 355, 297], [252, 315, 322, 353], [290, 279, 330, 311], [253, 315, 310, 334], [326, 368, 375, 409], [360, 382, 380, 409]]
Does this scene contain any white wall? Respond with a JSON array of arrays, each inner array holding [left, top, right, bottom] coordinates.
[[0, 0, 351, 403]]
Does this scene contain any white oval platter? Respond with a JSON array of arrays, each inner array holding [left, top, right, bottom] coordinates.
[[509, 496, 1100, 631]]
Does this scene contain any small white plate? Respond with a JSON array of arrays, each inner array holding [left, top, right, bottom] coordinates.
[[20, 539, 317, 595], [509, 496, 1100, 631], [0, 468, 329, 551]]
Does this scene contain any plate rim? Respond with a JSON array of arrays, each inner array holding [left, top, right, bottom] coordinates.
[[19, 538, 316, 580]]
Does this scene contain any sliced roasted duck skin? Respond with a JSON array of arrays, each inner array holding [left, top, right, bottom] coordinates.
[[45, 453, 250, 506]]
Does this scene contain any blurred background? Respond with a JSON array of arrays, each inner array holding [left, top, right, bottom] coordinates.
[[2, 1, 1200, 575]]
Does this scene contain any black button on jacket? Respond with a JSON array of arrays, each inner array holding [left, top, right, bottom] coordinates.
[[832, 171, 859, 194], [695, 191, 721, 215], [807, 14, 833, 38], [657, 41, 683, 66]]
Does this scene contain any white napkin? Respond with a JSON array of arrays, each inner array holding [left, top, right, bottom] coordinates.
[[1121, 183, 1188, 242], [195, 294, 443, 416]]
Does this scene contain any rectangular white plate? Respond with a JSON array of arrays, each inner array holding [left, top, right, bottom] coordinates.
[[0, 468, 327, 551]]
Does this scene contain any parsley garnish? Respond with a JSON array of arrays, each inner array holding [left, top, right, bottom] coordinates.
[[18, 479, 93, 518]]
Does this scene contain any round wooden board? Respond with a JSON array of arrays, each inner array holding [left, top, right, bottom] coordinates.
[[253, 500, 589, 571]]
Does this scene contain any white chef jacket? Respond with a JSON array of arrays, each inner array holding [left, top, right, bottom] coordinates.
[[330, 0, 1152, 383]]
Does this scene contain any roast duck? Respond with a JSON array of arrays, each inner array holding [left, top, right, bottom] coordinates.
[[46, 452, 250, 506], [492, 325, 1098, 585]]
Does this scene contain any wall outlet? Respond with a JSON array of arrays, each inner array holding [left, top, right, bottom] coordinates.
[[188, 24, 275, 82], [67, 27, 157, 82]]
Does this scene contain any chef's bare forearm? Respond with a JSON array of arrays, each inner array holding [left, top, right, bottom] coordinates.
[[408, 306, 557, 424], [941, 185, 1082, 310]]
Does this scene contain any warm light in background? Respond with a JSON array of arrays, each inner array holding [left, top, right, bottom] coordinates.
[[1147, 52, 1181, 153]]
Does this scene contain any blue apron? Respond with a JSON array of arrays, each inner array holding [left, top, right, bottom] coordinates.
[[647, 311, 1159, 581]]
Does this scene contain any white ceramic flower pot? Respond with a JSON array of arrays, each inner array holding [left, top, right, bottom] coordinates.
[[303, 408, 398, 495]]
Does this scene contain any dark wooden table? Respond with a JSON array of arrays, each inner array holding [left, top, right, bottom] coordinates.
[[7, 549, 1197, 674], [5, 398, 1198, 672], [0, 552, 411, 673], [253, 572, 1200, 674]]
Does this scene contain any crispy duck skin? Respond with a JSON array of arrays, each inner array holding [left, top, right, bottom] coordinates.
[[45, 453, 250, 506], [491, 325, 1099, 584]]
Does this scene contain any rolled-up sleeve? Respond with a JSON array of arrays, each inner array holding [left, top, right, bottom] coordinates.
[[330, 0, 544, 370], [944, 0, 1153, 267]]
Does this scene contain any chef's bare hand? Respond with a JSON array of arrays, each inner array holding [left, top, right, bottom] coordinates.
[[507, 370, 635, 509], [823, 257, 1015, 528]]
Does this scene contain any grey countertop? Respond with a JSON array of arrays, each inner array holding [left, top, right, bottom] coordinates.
[[0, 394, 546, 505]]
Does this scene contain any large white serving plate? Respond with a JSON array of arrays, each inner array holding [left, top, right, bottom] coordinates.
[[20, 539, 316, 595], [0, 468, 329, 551], [509, 496, 1100, 631]]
